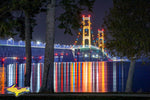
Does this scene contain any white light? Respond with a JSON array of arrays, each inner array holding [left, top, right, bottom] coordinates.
[[92, 55, 95, 58], [85, 54, 88, 57], [36, 41, 41, 45], [96, 54, 98, 57]]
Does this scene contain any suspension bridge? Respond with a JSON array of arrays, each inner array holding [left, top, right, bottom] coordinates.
[[0, 15, 129, 94]]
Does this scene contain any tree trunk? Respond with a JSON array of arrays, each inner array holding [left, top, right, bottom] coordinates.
[[24, 13, 32, 87], [40, 0, 55, 92], [125, 59, 135, 92]]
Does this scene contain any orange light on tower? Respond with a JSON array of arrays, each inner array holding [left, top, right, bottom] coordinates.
[[101, 28, 104, 32], [88, 14, 91, 17], [82, 15, 85, 18]]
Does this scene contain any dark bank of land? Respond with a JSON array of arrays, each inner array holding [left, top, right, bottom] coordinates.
[[0, 93, 150, 100]]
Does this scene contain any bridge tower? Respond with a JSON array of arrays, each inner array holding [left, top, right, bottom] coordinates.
[[82, 15, 91, 47], [97, 29, 105, 53]]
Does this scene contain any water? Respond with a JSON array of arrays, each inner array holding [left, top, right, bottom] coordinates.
[[0, 61, 150, 94]]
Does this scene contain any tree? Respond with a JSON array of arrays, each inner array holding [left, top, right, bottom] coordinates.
[[8, 0, 45, 87], [0, 0, 18, 38], [40, 0, 95, 92], [103, 0, 150, 92], [1, 0, 48, 88]]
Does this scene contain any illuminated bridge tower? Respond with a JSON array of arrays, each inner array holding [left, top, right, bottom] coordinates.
[[97, 29, 105, 54], [82, 15, 91, 47]]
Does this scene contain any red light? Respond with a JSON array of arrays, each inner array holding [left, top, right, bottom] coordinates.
[[82, 15, 85, 18], [32, 56, 34, 59], [24, 57, 26, 60], [61, 53, 63, 56], [66, 53, 68, 56], [98, 29, 100, 31], [88, 15, 91, 17], [77, 52, 80, 55], [15, 57, 18, 60], [55, 53, 58, 56], [102, 29, 104, 31], [39, 56, 42, 60], [2, 58, 5, 62], [74, 59, 77, 61]]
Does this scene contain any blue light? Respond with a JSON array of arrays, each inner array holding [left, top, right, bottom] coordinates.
[[79, 29, 82, 32]]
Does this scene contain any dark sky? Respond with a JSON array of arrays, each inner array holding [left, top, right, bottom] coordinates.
[[33, 0, 113, 45]]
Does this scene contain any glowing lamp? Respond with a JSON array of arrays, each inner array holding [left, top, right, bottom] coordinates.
[[36, 41, 41, 45], [15, 57, 18, 60], [74, 59, 77, 61], [55, 53, 58, 56], [77, 52, 80, 55], [61, 53, 63, 56], [88, 15, 91, 17], [2, 58, 5, 62], [24, 57, 26, 60], [66, 53, 68, 56], [82, 15, 85, 18], [39, 56, 42, 60], [102, 29, 104, 31], [98, 29, 100, 31]]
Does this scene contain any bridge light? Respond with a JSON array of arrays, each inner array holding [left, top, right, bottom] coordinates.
[[77, 52, 80, 55], [102, 29, 104, 31], [88, 14, 91, 17], [82, 15, 85, 18], [39, 56, 42, 60], [74, 58, 77, 61], [2, 58, 5, 62], [24, 57, 26, 60], [85, 54, 88, 57], [92, 55, 95, 58], [15, 57, 18, 60], [55, 53, 58, 56], [96, 54, 98, 57], [36, 41, 41, 45], [66, 53, 68, 56], [61, 53, 63, 56]]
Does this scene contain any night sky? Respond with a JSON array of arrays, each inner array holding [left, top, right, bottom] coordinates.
[[33, 0, 113, 45]]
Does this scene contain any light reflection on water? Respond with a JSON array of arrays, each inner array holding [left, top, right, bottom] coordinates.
[[1, 61, 150, 94]]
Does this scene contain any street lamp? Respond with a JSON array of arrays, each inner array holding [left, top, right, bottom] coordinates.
[[7, 38, 14, 45]]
